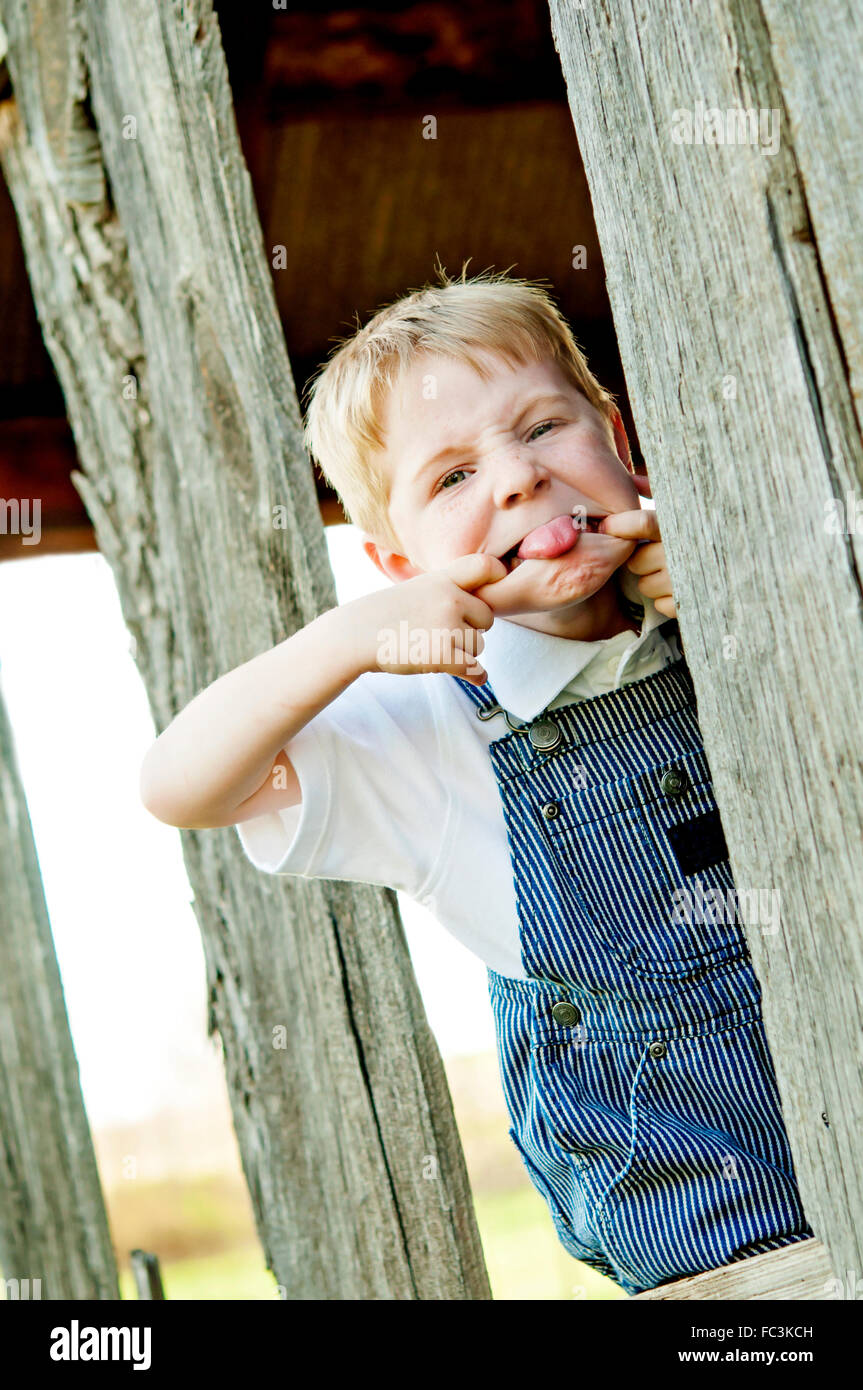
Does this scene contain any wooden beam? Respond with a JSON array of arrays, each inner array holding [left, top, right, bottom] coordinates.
[[549, 0, 862, 1285], [0, 683, 119, 1298], [129, 1249, 165, 1300], [633, 1239, 834, 1301], [0, 0, 490, 1298]]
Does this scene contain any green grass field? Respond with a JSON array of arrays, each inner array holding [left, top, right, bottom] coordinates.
[[113, 1183, 629, 1301]]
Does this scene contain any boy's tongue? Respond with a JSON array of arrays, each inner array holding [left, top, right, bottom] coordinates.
[[516, 513, 578, 560]]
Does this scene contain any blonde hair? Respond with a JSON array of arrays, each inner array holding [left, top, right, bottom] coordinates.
[[301, 259, 618, 552]]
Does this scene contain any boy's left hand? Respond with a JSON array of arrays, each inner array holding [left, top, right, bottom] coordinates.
[[598, 474, 677, 619]]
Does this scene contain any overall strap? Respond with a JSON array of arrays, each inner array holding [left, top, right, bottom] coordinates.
[[450, 673, 502, 716]]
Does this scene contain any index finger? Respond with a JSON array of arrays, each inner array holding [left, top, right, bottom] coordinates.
[[598, 508, 659, 542], [441, 552, 508, 590]]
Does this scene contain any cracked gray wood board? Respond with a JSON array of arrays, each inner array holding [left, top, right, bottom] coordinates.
[[549, 0, 863, 1287], [0, 0, 490, 1299]]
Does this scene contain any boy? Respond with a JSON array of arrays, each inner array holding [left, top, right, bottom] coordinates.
[[140, 266, 814, 1296]]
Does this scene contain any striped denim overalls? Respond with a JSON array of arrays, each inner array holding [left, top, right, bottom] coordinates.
[[452, 629, 814, 1295]]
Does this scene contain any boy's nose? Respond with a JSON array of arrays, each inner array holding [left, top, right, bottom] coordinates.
[[491, 453, 549, 509]]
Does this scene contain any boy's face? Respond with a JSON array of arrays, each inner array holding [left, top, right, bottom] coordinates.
[[364, 351, 641, 627]]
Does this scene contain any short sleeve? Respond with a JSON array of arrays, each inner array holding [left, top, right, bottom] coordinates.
[[234, 671, 450, 900]]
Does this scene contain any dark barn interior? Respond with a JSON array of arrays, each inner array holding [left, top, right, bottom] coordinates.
[[0, 0, 639, 560]]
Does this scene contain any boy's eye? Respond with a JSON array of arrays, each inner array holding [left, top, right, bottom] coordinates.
[[528, 421, 556, 441], [438, 468, 468, 491]]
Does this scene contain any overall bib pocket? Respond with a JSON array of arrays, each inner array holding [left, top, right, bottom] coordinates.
[[540, 747, 751, 982]]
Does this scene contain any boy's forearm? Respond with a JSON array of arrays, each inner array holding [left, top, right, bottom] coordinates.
[[140, 604, 369, 827]]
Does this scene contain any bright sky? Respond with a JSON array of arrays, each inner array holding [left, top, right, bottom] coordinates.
[[0, 525, 494, 1129]]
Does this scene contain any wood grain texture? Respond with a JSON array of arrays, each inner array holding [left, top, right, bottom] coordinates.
[[634, 1238, 835, 1300], [0, 0, 490, 1298], [549, 0, 862, 1287], [758, 0, 863, 413], [0, 689, 119, 1298]]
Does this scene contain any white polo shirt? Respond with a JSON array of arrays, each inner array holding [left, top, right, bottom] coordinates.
[[235, 567, 681, 980]]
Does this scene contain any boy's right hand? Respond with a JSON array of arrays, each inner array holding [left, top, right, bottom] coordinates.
[[347, 553, 507, 686]]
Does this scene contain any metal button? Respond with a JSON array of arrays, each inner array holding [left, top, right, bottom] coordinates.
[[659, 766, 689, 797], [541, 801, 559, 820], [648, 1041, 667, 1059], [552, 1001, 581, 1027], [529, 719, 561, 751]]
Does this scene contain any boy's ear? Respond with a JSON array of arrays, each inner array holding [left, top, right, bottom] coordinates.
[[361, 536, 423, 584], [610, 407, 653, 497], [610, 407, 633, 470]]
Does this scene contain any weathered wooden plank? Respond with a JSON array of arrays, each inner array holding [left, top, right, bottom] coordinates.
[[17, 0, 104, 203], [0, 0, 490, 1298], [633, 1238, 835, 1301], [548, 0, 862, 1285], [0, 685, 119, 1298], [130, 1249, 165, 1300], [758, 0, 863, 414]]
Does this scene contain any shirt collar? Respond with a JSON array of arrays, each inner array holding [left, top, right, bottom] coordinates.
[[478, 566, 670, 722]]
